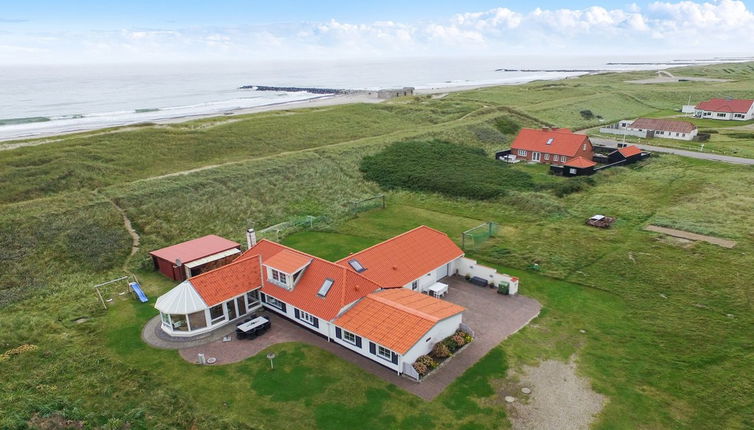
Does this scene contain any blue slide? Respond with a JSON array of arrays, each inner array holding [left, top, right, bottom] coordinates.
[[129, 282, 148, 303]]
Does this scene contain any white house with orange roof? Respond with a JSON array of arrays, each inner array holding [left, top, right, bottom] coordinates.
[[154, 226, 517, 374], [694, 98, 754, 121]]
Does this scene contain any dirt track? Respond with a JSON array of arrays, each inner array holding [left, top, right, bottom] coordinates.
[[645, 225, 736, 248]]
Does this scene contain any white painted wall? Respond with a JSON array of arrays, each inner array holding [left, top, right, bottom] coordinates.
[[402, 257, 461, 292], [259, 292, 330, 337], [331, 326, 401, 372], [457, 257, 519, 294], [401, 314, 463, 366]]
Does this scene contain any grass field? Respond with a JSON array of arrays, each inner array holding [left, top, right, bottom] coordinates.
[[1, 62, 753, 429]]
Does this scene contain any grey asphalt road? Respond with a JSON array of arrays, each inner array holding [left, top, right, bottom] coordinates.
[[591, 137, 754, 165]]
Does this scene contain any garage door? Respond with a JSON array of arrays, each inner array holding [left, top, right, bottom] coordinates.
[[436, 263, 449, 280]]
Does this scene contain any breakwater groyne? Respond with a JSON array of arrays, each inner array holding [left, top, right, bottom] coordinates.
[[239, 85, 353, 94]]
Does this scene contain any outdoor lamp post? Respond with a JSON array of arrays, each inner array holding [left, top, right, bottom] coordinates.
[[267, 352, 276, 370]]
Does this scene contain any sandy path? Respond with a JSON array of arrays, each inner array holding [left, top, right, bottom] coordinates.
[[505, 360, 606, 430], [645, 225, 736, 248]]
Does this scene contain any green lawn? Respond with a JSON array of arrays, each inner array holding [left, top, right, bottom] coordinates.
[[1, 61, 753, 429]]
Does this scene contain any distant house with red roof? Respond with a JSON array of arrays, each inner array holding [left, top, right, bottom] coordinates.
[[601, 117, 698, 141], [694, 98, 754, 121], [149, 235, 241, 281], [509, 128, 594, 165], [154, 226, 518, 374]]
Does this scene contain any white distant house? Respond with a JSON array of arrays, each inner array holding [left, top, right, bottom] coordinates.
[[694, 98, 754, 121], [600, 118, 698, 141], [154, 225, 520, 375]]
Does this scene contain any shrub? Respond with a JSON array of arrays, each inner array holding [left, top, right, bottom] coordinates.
[[580, 109, 595, 120], [432, 342, 451, 359], [360, 140, 534, 200], [549, 176, 595, 197], [494, 117, 521, 135], [452, 333, 467, 348], [417, 355, 437, 369], [412, 361, 428, 376], [443, 337, 458, 352]]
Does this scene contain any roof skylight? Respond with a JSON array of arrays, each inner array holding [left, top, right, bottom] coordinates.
[[348, 259, 366, 272], [317, 278, 335, 297], [546, 138, 554, 145]]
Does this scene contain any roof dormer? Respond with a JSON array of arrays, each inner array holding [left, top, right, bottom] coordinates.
[[264, 250, 311, 290]]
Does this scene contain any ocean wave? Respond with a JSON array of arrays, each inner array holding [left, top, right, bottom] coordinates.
[[0, 116, 51, 126]]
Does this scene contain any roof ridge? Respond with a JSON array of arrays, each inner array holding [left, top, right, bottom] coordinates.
[[189, 253, 260, 282], [335, 225, 444, 264], [367, 292, 440, 323]]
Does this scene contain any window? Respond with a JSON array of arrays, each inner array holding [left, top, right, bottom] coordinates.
[[544, 153, 550, 160], [582, 143, 587, 151], [377, 345, 392, 360], [246, 289, 259, 305], [271, 269, 288, 284], [348, 259, 366, 272], [569, 168, 577, 175], [188, 310, 207, 330], [317, 278, 335, 297], [546, 138, 554, 145], [160, 312, 171, 326], [298, 310, 316, 325], [236, 296, 247, 315], [411, 280, 418, 290], [717, 113, 726, 118], [343, 330, 358, 345], [266, 296, 285, 310], [209, 304, 225, 324], [562, 155, 568, 162], [517, 149, 527, 156]]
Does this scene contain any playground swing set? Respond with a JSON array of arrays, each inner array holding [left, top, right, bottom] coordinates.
[[94, 274, 148, 310]]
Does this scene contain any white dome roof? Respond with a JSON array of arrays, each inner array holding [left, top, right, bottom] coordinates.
[[155, 280, 208, 314]]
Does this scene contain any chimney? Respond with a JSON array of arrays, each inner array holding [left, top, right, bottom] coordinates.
[[246, 228, 257, 249]]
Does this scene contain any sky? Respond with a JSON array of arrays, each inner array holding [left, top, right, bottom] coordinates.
[[1, 0, 753, 64]]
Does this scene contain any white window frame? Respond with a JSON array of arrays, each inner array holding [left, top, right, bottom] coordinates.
[[298, 309, 316, 325], [531, 151, 541, 162], [266, 296, 285, 310], [377, 345, 392, 360], [561, 155, 568, 162], [411, 280, 418, 290], [343, 330, 357, 345], [517, 149, 527, 156], [544, 153, 550, 160]]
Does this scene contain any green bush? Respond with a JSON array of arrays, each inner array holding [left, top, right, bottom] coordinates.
[[549, 176, 595, 197], [580, 109, 595, 120], [360, 140, 534, 200], [432, 342, 451, 359], [493, 117, 521, 135]]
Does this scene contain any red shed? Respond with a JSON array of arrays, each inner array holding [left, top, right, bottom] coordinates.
[[150, 235, 241, 281]]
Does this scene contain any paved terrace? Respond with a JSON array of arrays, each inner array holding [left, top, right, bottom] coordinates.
[[145, 276, 541, 401]]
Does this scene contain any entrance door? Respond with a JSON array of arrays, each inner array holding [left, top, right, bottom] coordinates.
[[225, 300, 237, 320], [532, 152, 541, 162]]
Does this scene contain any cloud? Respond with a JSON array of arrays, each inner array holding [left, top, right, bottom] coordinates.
[[1, 1, 753, 64]]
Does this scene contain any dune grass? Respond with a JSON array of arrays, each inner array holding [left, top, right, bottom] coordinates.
[[1, 62, 753, 429]]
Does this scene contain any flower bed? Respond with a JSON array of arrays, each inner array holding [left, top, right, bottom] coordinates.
[[412, 329, 474, 379]]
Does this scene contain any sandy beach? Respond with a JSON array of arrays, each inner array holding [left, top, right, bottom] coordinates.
[[0, 78, 565, 148]]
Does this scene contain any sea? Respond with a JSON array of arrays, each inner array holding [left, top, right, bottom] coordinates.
[[0, 55, 746, 141]]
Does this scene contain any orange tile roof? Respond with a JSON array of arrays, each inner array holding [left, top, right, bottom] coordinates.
[[696, 98, 754, 113], [264, 249, 312, 273], [149, 235, 240, 264], [511, 128, 590, 157], [336, 226, 463, 287], [237, 240, 382, 320], [618, 145, 642, 158], [564, 156, 596, 168], [189, 255, 262, 306], [335, 288, 465, 354]]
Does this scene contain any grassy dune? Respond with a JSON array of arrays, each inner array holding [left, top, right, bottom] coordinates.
[[1, 62, 753, 429]]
